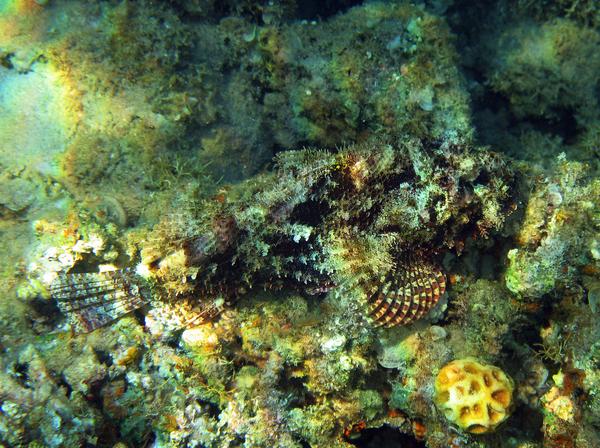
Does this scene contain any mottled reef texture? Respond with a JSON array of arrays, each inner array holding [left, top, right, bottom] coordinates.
[[1, 1, 600, 447]]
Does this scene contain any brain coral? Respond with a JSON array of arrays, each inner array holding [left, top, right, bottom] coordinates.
[[434, 358, 514, 434]]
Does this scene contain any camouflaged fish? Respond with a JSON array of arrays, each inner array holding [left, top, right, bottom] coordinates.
[[51, 139, 515, 333]]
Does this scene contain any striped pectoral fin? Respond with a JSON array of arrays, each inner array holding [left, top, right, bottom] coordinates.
[[370, 295, 399, 327], [365, 260, 447, 328], [434, 270, 447, 296], [381, 289, 409, 328], [50, 269, 151, 333], [413, 265, 433, 321]]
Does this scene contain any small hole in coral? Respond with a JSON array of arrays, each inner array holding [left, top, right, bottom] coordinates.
[[57, 374, 73, 396], [467, 424, 488, 434], [463, 363, 477, 374], [460, 406, 470, 418], [13, 362, 30, 388], [488, 405, 502, 423], [94, 349, 114, 367], [483, 373, 492, 387], [491, 389, 510, 407], [469, 380, 480, 394]]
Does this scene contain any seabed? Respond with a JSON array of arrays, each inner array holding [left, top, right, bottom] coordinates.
[[0, 1, 599, 447]]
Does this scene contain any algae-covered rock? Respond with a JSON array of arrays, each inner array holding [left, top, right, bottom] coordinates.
[[484, 19, 600, 125], [506, 157, 600, 300]]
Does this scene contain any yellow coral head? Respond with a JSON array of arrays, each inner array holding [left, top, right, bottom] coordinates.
[[434, 358, 514, 434]]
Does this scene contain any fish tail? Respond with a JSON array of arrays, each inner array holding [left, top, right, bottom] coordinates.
[[50, 269, 151, 333]]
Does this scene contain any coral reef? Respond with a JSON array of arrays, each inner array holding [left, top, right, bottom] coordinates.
[[505, 157, 600, 300], [1, 0, 600, 447]]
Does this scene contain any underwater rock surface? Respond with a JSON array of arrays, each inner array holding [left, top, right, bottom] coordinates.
[[0, 1, 599, 447]]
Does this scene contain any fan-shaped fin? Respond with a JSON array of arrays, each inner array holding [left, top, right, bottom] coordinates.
[[51, 269, 151, 333]]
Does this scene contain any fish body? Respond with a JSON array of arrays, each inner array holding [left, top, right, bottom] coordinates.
[[51, 140, 515, 332]]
